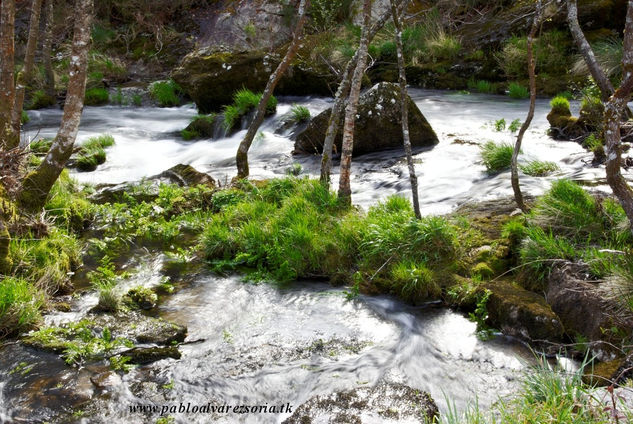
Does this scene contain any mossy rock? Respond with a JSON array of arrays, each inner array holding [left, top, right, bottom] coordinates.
[[124, 287, 158, 310], [583, 358, 623, 387], [125, 346, 181, 364], [294, 82, 439, 156], [472, 262, 494, 280], [157, 164, 215, 187], [90, 311, 187, 346], [182, 114, 220, 140], [484, 279, 564, 342], [172, 48, 336, 113]]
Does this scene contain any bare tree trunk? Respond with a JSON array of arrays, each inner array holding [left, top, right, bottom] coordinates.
[[18, 0, 93, 212], [390, 0, 420, 219], [511, 1, 542, 213], [42, 0, 55, 98], [11, 0, 44, 138], [567, 0, 614, 101], [604, 1, 633, 230], [235, 0, 309, 180], [338, 0, 373, 206], [0, 0, 17, 150], [320, 2, 403, 186]]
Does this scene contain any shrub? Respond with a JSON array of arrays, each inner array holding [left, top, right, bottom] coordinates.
[[0, 277, 43, 338], [520, 160, 560, 177], [84, 87, 109, 106], [508, 82, 529, 99], [480, 141, 514, 174], [149, 80, 182, 107], [550, 96, 571, 114], [498, 30, 570, 79], [223, 88, 277, 131]]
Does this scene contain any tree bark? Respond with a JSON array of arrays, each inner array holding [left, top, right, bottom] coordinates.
[[235, 0, 309, 180], [18, 0, 93, 212], [604, 1, 633, 230], [338, 0, 373, 206], [0, 0, 17, 150], [11, 0, 44, 139], [566, 0, 614, 102], [390, 0, 420, 219], [320, 2, 403, 186], [511, 1, 542, 213], [42, 0, 55, 98]]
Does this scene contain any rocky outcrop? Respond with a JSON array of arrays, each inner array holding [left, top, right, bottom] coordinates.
[[547, 262, 633, 358], [294, 82, 439, 156], [172, 48, 336, 113], [484, 280, 565, 343], [283, 382, 438, 424]]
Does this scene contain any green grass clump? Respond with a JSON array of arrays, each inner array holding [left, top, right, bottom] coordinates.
[[520, 160, 560, 177], [76, 134, 115, 171], [84, 87, 110, 106], [223, 88, 277, 131], [30, 138, 53, 154], [27, 90, 55, 109], [550, 95, 571, 114], [149, 80, 182, 107], [20, 110, 29, 125], [45, 170, 94, 233], [290, 105, 311, 123], [498, 30, 571, 80], [480, 141, 514, 174], [425, 31, 461, 61], [508, 82, 529, 99], [467, 79, 496, 94], [0, 277, 43, 338]]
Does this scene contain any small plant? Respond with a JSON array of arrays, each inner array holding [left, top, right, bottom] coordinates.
[[89, 256, 120, 312], [243, 22, 256, 38], [149, 80, 181, 107], [480, 141, 514, 174], [550, 96, 571, 114], [583, 133, 603, 153], [223, 88, 277, 131], [290, 104, 311, 123], [520, 160, 560, 177], [468, 79, 496, 94], [84, 87, 109, 106], [494, 118, 506, 132], [21, 110, 29, 125], [468, 289, 493, 340], [0, 277, 43, 338], [286, 163, 302, 176], [109, 355, 133, 372], [508, 82, 529, 99], [111, 87, 124, 105], [132, 94, 142, 106], [27, 89, 55, 109], [508, 118, 521, 132]]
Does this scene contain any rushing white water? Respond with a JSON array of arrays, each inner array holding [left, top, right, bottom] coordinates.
[[4, 90, 601, 423], [23, 89, 613, 214]]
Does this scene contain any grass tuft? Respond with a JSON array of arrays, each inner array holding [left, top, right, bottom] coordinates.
[[480, 141, 514, 174], [520, 160, 560, 177]]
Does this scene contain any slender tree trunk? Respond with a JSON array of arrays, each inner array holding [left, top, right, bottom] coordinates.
[[390, 0, 420, 218], [604, 1, 633, 230], [0, 0, 17, 150], [511, 1, 542, 212], [11, 0, 44, 139], [567, 0, 614, 102], [235, 0, 309, 180], [320, 2, 403, 185], [42, 0, 55, 98], [18, 0, 93, 212], [338, 0, 373, 206]]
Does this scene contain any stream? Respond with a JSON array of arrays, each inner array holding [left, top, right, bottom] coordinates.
[[0, 90, 602, 423]]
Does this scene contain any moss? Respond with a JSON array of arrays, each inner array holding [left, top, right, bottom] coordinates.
[[124, 286, 158, 310], [472, 262, 494, 280]]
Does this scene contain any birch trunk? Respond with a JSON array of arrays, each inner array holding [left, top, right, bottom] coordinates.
[[320, 2, 402, 185], [604, 1, 633, 230], [42, 0, 55, 98], [338, 0, 373, 206], [11, 0, 44, 139], [18, 0, 93, 212], [0, 0, 17, 150], [235, 0, 309, 180], [566, 0, 614, 101], [511, 1, 542, 212], [390, 0, 420, 218]]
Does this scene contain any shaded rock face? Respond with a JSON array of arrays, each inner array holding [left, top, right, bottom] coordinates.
[[547, 262, 633, 359], [484, 280, 565, 343], [283, 382, 438, 424], [294, 82, 439, 156], [172, 48, 336, 113]]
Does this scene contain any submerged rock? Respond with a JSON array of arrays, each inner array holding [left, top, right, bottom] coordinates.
[[484, 280, 564, 342], [283, 382, 438, 424], [125, 346, 182, 364], [294, 82, 439, 156]]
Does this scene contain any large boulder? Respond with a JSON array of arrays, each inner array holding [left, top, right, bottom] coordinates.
[[172, 48, 336, 113], [294, 82, 439, 156]]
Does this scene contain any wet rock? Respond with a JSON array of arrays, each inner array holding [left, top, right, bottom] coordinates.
[[124, 286, 158, 310], [283, 382, 438, 424], [125, 346, 182, 364], [90, 371, 122, 389], [294, 82, 438, 156], [157, 164, 215, 187], [547, 262, 633, 358], [484, 280, 564, 342], [172, 48, 335, 113], [92, 311, 187, 346]]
